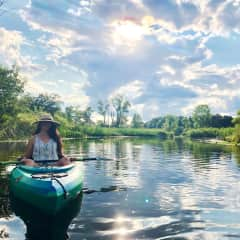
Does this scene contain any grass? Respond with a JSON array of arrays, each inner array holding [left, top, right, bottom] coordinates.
[[62, 127, 169, 139]]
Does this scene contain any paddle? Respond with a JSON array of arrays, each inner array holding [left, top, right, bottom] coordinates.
[[0, 157, 113, 166]]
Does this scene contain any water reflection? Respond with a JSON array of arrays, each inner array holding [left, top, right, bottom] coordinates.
[[10, 193, 82, 240], [1, 138, 240, 239], [0, 167, 11, 218], [0, 141, 26, 162]]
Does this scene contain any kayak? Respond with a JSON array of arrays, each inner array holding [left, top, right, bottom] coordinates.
[[9, 163, 83, 215]]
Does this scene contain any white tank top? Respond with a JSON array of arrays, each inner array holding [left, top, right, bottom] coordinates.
[[32, 134, 59, 161]]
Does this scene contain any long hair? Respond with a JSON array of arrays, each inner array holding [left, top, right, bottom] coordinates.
[[34, 123, 63, 158]]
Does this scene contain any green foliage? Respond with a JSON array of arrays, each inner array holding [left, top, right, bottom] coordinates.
[[15, 112, 38, 138], [232, 111, 240, 143], [82, 127, 168, 138], [82, 106, 93, 124], [145, 116, 194, 130], [185, 128, 218, 138], [131, 113, 144, 128], [162, 115, 178, 131], [185, 128, 234, 140], [63, 106, 93, 125], [97, 100, 109, 126], [30, 94, 61, 116], [211, 114, 233, 128], [111, 95, 131, 127], [0, 65, 24, 123], [192, 104, 211, 128]]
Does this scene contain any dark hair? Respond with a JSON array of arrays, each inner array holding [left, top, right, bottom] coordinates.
[[34, 122, 63, 159]]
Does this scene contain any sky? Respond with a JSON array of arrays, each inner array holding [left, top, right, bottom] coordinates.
[[1, 0, 240, 120]]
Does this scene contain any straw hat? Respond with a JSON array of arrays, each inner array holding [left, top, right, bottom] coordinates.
[[33, 114, 60, 126]]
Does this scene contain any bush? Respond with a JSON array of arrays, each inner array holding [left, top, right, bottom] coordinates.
[[185, 127, 234, 139]]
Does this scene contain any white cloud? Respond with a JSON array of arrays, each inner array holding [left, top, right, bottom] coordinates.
[[61, 93, 90, 108], [182, 96, 228, 115], [1, 0, 240, 119], [37, 34, 88, 65], [160, 58, 240, 115], [0, 27, 41, 72], [109, 80, 144, 100], [0, 27, 47, 95], [24, 77, 46, 95], [67, 0, 93, 16]]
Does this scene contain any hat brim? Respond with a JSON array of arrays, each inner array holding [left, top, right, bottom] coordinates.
[[33, 120, 60, 126]]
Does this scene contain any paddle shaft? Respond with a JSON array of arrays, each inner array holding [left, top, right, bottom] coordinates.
[[0, 157, 109, 166]]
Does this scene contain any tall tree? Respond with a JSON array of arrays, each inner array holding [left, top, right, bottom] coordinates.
[[131, 113, 144, 128], [82, 106, 93, 124], [64, 106, 84, 124], [32, 94, 61, 116], [65, 106, 75, 121], [163, 115, 178, 132], [0, 65, 24, 123], [111, 95, 131, 127], [192, 104, 211, 128], [97, 100, 109, 126]]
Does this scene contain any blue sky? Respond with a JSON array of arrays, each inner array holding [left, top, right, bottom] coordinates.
[[1, 0, 240, 120]]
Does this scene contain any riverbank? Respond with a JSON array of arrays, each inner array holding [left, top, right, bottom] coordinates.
[[194, 138, 234, 146], [0, 127, 170, 142], [0, 127, 237, 146]]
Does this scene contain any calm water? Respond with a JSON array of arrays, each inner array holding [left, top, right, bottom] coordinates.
[[1, 138, 240, 240]]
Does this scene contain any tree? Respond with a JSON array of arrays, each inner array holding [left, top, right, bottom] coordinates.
[[232, 110, 240, 143], [65, 106, 75, 122], [97, 100, 109, 126], [210, 114, 233, 128], [82, 106, 93, 125], [192, 104, 211, 128], [32, 94, 61, 116], [144, 117, 165, 128], [17, 94, 36, 112], [111, 95, 131, 127], [131, 113, 144, 128], [0, 65, 24, 123], [163, 115, 178, 132]]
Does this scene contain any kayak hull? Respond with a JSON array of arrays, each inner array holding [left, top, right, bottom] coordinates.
[[9, 163, 83, 215]]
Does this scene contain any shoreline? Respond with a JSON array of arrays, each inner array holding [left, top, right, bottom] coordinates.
[[194, 138, 235, 146], [0, 136, 238, 146], [0, 135, 146, 143]]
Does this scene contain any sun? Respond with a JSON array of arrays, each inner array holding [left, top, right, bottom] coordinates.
[[110, 19, 147, 52]]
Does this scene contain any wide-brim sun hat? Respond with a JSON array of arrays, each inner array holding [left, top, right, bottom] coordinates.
[[33, 114, 60, 126]]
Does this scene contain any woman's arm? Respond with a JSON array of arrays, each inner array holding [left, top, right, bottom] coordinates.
[[23, 137, 35, 159], [57, 137, 64, 159]]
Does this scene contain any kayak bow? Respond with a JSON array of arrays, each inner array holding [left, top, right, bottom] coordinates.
[[9, 163, 83, 215]]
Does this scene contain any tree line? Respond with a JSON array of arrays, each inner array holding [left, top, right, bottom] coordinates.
[[0, 65, 135, 138], [1, 65, 240, 142], [144, 105, 233, 135]]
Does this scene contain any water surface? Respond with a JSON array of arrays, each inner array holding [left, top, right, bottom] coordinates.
[[1, 138, 240, 239]]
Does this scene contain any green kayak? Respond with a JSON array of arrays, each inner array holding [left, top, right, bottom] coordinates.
[[9, 163, 83, 215]]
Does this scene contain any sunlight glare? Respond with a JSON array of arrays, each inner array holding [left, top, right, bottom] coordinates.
[[110, 20, 146, 52]]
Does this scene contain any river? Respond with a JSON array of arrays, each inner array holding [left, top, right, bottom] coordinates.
[[1, 137, 240, 240]]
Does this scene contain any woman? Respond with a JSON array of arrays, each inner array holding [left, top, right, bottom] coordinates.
[[21, 114, 71, 166]]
